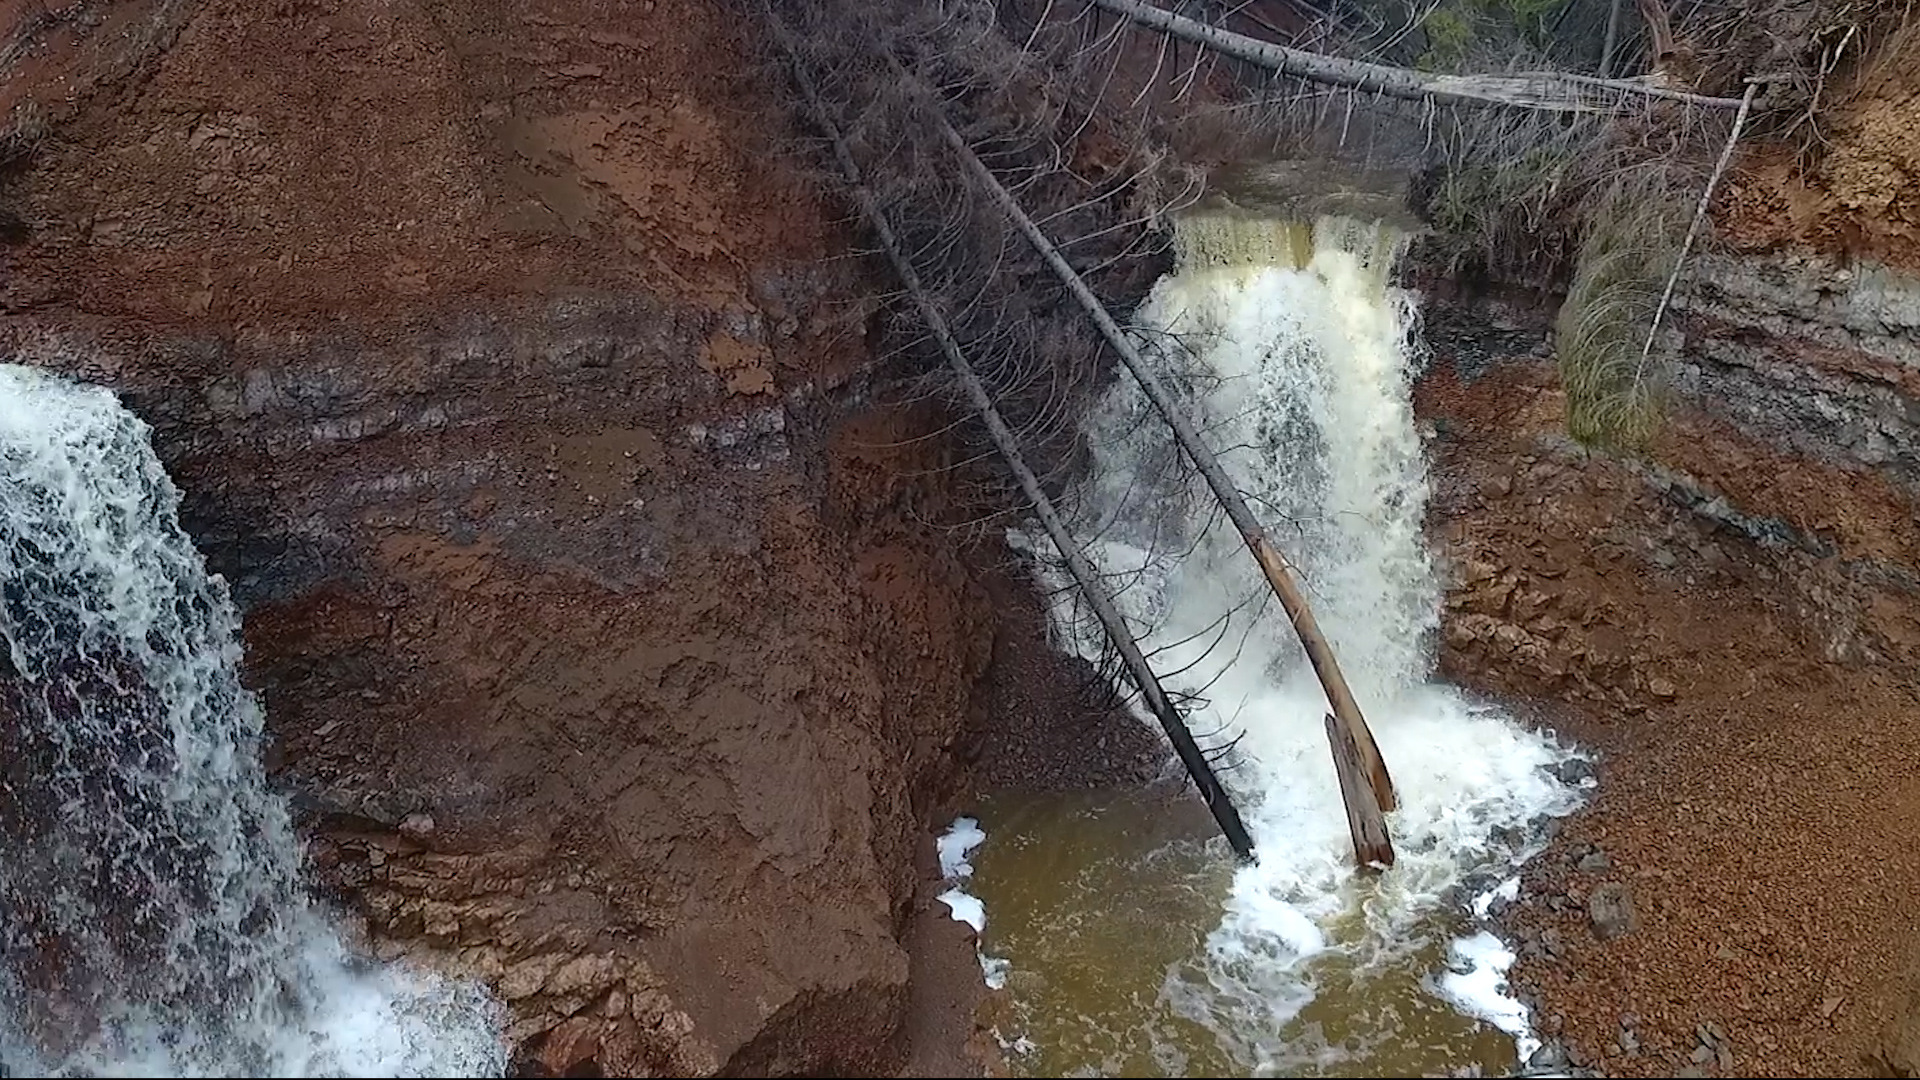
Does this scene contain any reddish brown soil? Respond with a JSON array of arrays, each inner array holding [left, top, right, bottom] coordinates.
[[2, 0, 831, 331], [1718, 26, 1920, 274], [1420, 357, 1920, 1077]]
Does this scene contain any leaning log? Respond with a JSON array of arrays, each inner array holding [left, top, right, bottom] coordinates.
[[1637, 81, 1758, 373], [921, 103, 1400, 824], [1085, 0, 1747, 111], [769, 11, 1257, 861]]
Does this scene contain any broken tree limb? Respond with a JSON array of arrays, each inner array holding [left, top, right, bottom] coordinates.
[[921, 96, 1400, 821], [767, 10, 1257, 861], [1634, 0, 1680, 77], [1325, 715, 1392, 870], [1636, 80, 1758, 378], [1085, 0, 1747, 111]]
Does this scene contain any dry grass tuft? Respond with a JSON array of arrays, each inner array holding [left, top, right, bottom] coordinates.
[[1555, 168, 1692, 448]]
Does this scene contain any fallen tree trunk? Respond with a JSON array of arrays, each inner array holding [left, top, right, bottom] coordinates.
[[920, 91, 1400, 832], [768, 10, 1257, 861], [1085, 0, 1747, 111]]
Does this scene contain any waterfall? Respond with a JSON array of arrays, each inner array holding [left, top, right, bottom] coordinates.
[[0, 364, 506, 1077], [1018, 215, 1582, 1068]]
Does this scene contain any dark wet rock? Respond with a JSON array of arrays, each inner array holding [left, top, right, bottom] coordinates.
[[1527, 1039, 1568, 1070], [1548, 757, 1597, 786], [1588, 882, 1637, 940], [1677, 252, 1920, 492]]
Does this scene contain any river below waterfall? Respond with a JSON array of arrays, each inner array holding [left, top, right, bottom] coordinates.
[[965, 789, 1555, 1077], [981, 211, 1588, 1076]]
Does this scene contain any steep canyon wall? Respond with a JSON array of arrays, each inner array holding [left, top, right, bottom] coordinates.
[[1, 0, 1007, 1073]]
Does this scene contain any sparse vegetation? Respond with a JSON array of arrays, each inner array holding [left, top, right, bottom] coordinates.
[[774, 0, 1750, 457], [1417, 108, 1596, 281], [1409, 0, 1568, 71], [1686, 0, 1917, 151]]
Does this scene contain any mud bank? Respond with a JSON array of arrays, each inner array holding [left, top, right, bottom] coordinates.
[[1418, 267, 1920, 1076]]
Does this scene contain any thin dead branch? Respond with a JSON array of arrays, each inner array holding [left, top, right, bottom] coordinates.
[[1636, 80, 1757, 377], [769, 6, 1258, 861]]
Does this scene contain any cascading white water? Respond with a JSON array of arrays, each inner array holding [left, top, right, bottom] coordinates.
[[0, 364, 506, 1077], [1017, 215, 1583, 1070]]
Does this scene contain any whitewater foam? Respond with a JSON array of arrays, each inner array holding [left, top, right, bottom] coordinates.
[[1438, 931, 1536, 1060], [935, 816, 1008, 989], [938, 816, 988, 880], [0, 364, 506, 1077]]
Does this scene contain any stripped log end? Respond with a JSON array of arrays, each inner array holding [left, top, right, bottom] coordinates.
[[1325, 714, 1395, 872]]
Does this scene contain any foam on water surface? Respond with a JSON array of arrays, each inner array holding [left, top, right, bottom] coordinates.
[[939, 816, 988, 879], [1438, 932, 1536, 1060], [936, 817, 1007, 988]]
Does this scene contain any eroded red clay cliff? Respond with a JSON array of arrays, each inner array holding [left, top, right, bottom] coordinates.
[[2, 0, 1009, 1073]]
